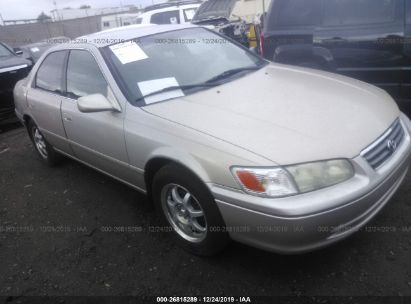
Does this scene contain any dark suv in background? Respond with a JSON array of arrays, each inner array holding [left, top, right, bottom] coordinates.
[[261, 0, 411, 103], [0, 42, 32, 122]]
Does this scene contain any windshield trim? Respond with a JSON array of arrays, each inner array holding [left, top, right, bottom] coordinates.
[[101, 27, 268, 107]]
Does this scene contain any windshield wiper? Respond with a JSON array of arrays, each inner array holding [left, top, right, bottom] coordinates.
[[205, 66, 261, 84], [135, 83, 220, 103]]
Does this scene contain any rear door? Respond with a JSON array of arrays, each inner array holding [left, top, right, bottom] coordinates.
[[27, 50, 72, 154], [314, 0, 405, 98]]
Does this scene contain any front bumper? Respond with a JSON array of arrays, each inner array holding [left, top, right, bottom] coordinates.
[[210, 113, 411, 254]]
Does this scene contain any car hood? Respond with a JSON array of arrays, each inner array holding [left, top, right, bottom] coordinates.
[[0, 55, 31, 71], [143, 63, 400, 165]]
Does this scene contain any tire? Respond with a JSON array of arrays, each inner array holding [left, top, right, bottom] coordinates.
[[27, 120, 62, 167], [152, 164, 229, 256]]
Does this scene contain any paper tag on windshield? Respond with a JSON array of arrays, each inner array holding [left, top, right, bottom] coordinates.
[[137, 77, 184, 104], [30, 47, 40, 53], [110, 41, 148, 64]]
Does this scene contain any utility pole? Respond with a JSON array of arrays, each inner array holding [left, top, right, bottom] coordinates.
[[53, 0, 60, 21]]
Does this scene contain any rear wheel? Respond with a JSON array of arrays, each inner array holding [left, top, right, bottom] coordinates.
[[152, 164, 229, 256], [28, 120, 62, 166]]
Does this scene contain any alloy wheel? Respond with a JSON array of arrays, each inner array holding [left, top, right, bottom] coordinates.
[[161, 183, 207, 243], [32, 127, 48, 159]]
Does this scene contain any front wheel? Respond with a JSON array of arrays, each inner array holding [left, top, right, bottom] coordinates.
[[152, 164, 229, 256]]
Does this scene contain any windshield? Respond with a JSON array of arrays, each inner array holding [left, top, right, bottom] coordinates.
[[0, 43, 13, 57], [104, 27, 266, 105], [192, 0, 237, 22]]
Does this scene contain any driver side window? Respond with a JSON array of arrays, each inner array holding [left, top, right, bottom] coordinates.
[[66, 50, 109, 99]]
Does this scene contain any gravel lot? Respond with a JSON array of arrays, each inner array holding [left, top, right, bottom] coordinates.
[[1, 125, 411, 299]]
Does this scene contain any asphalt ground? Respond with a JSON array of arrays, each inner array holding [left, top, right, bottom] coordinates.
[[0, 122, 411, 301]]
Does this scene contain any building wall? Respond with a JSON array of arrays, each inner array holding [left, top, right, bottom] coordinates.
[[0, 15, 102, 47]]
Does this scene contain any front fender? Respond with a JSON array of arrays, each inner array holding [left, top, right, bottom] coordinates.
[[145, 147, 212, 184]]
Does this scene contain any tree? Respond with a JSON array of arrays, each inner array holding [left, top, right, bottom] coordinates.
[[79, 5, 91, 9], [37, 11, 52, 23]]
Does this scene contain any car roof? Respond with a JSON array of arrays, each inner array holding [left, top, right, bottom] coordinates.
[[77, 24, 197, 48]]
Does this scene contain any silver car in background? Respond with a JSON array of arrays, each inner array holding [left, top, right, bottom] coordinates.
[[14, 24, 411, 255]]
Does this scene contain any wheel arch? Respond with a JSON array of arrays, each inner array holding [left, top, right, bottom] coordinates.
[[144, 149, 212, 201], [22, 114, 36, 138]]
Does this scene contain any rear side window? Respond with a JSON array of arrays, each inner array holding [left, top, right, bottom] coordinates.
[[407, 0, 411, 23], [323, 0, 397, 26], [35, 51, 66, 93], [150, 10, 180, 24], [267, 0, 321, 28], [66, 50, 109, 99]]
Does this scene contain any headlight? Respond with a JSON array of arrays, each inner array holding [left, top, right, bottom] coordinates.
[[232, 159, 354, 198]]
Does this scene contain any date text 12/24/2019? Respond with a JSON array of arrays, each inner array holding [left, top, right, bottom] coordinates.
[[156, 297, 252, 303]]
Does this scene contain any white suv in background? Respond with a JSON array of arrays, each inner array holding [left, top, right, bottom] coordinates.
[[136, 1, 201, 25]]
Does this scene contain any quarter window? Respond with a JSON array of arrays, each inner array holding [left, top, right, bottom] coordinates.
[[323, 0, 396, 26], [35, 51, 66, 93], [150, 10, 180, 24], [66, 50, 109, 99]]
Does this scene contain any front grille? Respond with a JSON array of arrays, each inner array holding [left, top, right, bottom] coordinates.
[[362, 119, 404, 169]]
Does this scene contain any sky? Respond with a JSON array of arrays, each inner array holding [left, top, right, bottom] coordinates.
[[0, 0, 167, 20]]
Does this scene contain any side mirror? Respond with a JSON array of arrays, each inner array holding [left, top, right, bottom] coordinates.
[[77, 94, 120, 113], [14, 48, 23, 55]]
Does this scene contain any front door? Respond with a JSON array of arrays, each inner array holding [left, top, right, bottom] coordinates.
[[60, 49, 131, 182]]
